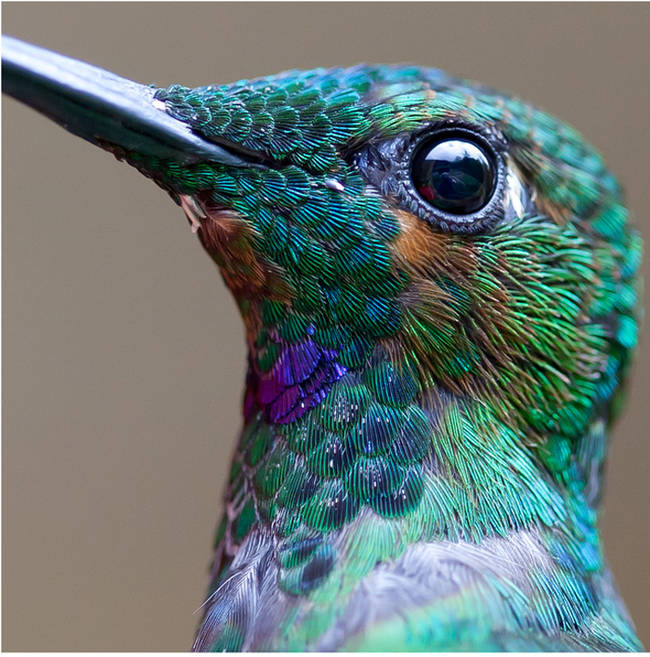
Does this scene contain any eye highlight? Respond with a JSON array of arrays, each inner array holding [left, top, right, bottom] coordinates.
[[411, 132, 496, 215]]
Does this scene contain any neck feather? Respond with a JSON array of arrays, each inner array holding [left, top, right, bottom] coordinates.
[[217, 346, 606, 583]]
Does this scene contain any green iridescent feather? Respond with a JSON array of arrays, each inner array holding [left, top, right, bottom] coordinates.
[[106, 66, 641, 650], [4, 34, 644, 652]]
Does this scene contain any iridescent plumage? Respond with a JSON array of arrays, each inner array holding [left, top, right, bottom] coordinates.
[[3, 42, 643, 651]]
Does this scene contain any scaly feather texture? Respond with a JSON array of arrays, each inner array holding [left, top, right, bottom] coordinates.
[[6, 51, 642, 650], [120, 66, 641, 651]]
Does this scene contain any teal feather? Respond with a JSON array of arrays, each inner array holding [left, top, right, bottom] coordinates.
[[2, 39, 642, 651]]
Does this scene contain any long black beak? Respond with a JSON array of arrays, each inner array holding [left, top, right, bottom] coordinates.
[[2, 35, 251, 167]]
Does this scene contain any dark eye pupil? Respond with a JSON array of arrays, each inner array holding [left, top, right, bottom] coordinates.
[[412, 136, 495, 214]]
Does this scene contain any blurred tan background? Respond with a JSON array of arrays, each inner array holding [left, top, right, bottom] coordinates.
[[3, 2, 649, 651]]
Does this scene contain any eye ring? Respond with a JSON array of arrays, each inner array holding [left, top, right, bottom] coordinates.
[[405, 125, 507, 234], [354, 121, 508, 235]]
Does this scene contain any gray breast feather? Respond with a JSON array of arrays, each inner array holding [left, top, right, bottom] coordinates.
[[194, 526, 636, 651]]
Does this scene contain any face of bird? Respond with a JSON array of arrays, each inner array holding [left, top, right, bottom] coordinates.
[[3, 36, 640, 442]]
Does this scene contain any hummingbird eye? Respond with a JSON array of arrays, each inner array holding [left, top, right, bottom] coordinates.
[[355, 122, 511, 234], [410, 131, 496, 215]]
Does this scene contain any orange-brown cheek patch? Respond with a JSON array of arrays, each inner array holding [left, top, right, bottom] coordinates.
[[388, 210, 524, 401], [197, 208, 294, 304], [392, 210, 479, 277], [393, 210, 448, 272]]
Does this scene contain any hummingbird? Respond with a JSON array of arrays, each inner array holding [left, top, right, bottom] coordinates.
[[2, 36, 643, 651]]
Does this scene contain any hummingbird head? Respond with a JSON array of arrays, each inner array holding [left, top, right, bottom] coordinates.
[[133, 64, 641, 449], [3, 37, 640, 519]]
